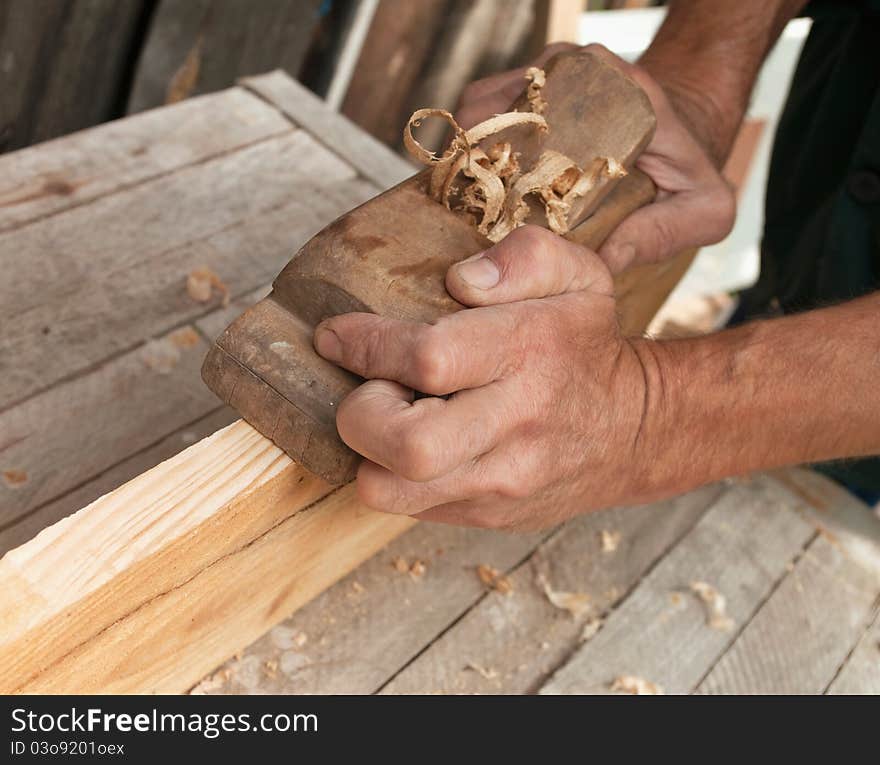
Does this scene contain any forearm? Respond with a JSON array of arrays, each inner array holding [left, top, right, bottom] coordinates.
[[634, 293, 880, 495], [639, 0, 806, 165]]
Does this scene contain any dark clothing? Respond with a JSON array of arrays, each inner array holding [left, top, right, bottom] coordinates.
[[735, 0, 880, 499]]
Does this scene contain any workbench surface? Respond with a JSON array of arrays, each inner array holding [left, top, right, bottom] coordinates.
[[2, 72, 877, 695]]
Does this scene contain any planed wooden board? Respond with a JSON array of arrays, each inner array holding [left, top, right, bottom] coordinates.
[[539, 476, 817, 695], [381, 484, 722, 695], [0, 131, 374, 410], [827, 608, 880, 695], [193, 522, 551, 694], [0, 88, 291, 233], [126, 0, 322, 115], [242, 70, 415, 190], [0, 0, 147, 154]]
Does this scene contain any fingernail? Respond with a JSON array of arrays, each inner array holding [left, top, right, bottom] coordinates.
[[314, 325, 342, 361], [456, 254, 499, 289]]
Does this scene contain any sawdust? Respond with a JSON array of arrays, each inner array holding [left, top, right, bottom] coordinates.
[[537, 573, 591, 618], [600, 529, 621, 553], [610, 675, 664, 695], [186, 265, 229, 306], [2, 469, 28, 488], [405, 68, 626, 242], [476, 564, 513, 594], [690, 581, 735, 631], [465, 662, 499, 681]]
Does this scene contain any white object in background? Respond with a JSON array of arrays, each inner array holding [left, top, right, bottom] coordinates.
[[577, 9, 812, 300], [325, 0, 381, 112]]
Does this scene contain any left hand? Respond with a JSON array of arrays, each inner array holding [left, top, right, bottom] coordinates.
[[313, 226, 661, 530]]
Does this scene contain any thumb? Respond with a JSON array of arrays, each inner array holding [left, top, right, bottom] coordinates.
[[446, 225, 612, 307]]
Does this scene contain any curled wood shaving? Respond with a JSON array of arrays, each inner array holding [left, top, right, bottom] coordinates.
[[538, 573, 591, 618], [690, 581, 734, 631], [186, 265, 229, 306], [405, 69, 626, 242], [477, 564, 513, 594], [610, 675, 664, 695], [525, 67, 547, 114]]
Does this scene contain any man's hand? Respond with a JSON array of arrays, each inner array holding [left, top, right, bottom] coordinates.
[[313, 227, 659, 530], [457, 43, 735, 273]]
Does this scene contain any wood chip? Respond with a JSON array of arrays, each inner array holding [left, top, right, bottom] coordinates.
[[392, 556, 410, 574], [610, 675, 664, 695], [2, 469, 28, 488], [465, 662, 498, 681], [263, 659, 278, 679], [409, 559, 427, 580], [538, 573, 591, 618], [293, 631, 308, 648], [690, 581, 735, 631], [600, 529, 621, 553], [186, 265, 229, 306], [579, 617, 603, 643], [476, 564, 513, 594]]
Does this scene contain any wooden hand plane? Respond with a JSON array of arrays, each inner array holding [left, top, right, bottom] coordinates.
[[202, 50, 656, 484]]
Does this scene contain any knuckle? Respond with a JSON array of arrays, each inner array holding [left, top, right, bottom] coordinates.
[[412, 326, 455, 394]]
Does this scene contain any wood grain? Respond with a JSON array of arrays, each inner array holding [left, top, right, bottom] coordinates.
[[242, 70, 415, 190], [539, 476, 817, 694], [381, 484, 721, 695], [827, 608, 880, 694], [0, 87, 290, 232], [0, 131, 373, 410], [127, 0, 322, 115]]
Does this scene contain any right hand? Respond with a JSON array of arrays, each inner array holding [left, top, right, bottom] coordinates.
[[456, 43, 736, 273]]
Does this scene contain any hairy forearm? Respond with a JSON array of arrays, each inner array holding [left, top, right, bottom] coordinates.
[[634, 293, 880, 496], [639, 0, 807, 165]]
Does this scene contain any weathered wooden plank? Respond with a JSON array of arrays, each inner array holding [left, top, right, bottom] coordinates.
[[697, 472, 880, 694], [195, 283, 272, 341], [0, 326, 217, 528], [0, 0, 146, 154], [242, 70, 415, 189], [827, 608, 880, 694], [127, 0, 322, 115], [0, 87, 291, 232], [0, 131, 375, 409], [192, 521, 550, 694], [0, 439, 411, 693], [340, 0, 448, 146], [381, 484, 722, 695], [697, 534, 879, 694], [0, 407, 236, 558], [539, 476, 817, 694]]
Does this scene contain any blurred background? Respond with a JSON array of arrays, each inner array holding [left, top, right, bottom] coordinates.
[[0, 0, 811, 329]]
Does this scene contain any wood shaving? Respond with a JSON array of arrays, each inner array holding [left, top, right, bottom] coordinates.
[[537, 573, 591, 618], [166, 36, 202, 105], [465, 662, 499, 681], [525, 67, 547, 114], [405, 70, 626, 242], [392, 556, 410, 574], [476, 564, 513, 594], [189, 667, 232, 695], [2, 469, 28, 488], [351, 580, 365, 594], [409, 559, 427, 580], [610, 675, 664, 695], [186, 265, 229, 306], [690, 581, 735, 631], [293, 631, 308, 648], [579, 617, 603, 643], [263, 659, 278, 679], [600, 529, 621, 553], [141, 337, 180, 374], [170, 326, 200, 348]]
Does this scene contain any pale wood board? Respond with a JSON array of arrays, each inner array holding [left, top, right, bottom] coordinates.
[[381, 484, 721, 694], [242, 70, 415, 190], [193, 522, 551, 694], [697, 473, 880, 694], [539, 476, 817, 694], [0, 131, 374, 410], [0, 326, 217, 528], [0, 88, 291, 232]]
